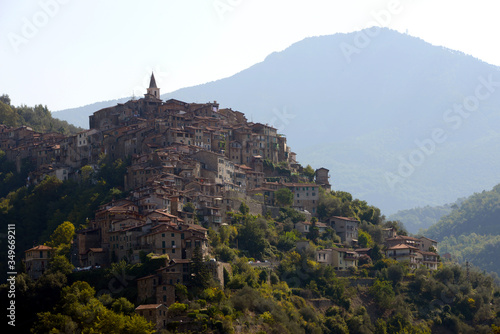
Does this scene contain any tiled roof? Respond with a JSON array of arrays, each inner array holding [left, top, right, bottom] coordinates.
[[387, 243, 419, 250], [135, 304, 164, 310], [25, 245, 53, 252]]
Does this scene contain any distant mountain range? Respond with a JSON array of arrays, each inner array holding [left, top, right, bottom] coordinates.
[[53, 28, 500, 215]]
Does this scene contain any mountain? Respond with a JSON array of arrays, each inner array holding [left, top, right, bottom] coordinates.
[[53, 28, 500, 214], [423, 184, 500, 276], [388, 202, 457, 234]]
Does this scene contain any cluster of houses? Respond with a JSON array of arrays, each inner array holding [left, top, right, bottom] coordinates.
[[15, 74, 439, 331], [298, 219, 440, 271]]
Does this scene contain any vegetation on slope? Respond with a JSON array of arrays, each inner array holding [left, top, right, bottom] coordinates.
[[424, 184, 500, 240], [389, 202, 459, 234], [423, 184, 500, 277], [0, 154, 130, 282], [1, 167, 499, 333], [0, 94, 83, 134]]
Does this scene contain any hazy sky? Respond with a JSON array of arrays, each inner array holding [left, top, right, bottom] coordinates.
[[1, 0, 499, 111]]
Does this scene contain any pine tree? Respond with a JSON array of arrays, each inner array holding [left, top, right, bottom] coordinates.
[[190, 246, 210, 289]]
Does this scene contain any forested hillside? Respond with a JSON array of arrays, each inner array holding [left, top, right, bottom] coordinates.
[[425, 184, 500, 240], [424, 184, 500, 276], [1, 168, 500, 332], [389, 200, 464, 234], [0, 94, 82, 134]]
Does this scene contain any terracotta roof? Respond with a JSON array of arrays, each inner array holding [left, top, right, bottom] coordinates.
[[86, 248, 105, 253], [386, 235, 421, 242], [387, 243, 419, 250], [136, 274, 158, 281], [331, 216, 359, 222], [25, 245, 53, 252], [135, 304, 164, 310]]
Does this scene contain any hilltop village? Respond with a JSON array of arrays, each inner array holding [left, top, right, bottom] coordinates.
[[1, 74, 441, 331]]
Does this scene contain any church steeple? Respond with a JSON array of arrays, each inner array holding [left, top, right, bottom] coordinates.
[[146, 72, 160, 99], [149, 72, 157, 89]]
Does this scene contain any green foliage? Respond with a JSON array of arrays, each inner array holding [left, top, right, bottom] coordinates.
[[303, 164, 315, 181], [0, 156, 131, 281], [423, 184, 500, 276], [31, 281, 155, 334], [168, 302, 188, 316], [425, 184, 500, 240], [239, 201, 250, 215], [183, 201, 196, 213], [439, 233, 500, 276], [0, 95, 82, 134], [358, 230, 374, 248], [237, 217, 274, 259], [47, 254, 74, 275], [317, 189, 381, 224], [190, 246, 210, 290], [46, 221, 75, 255], [277, 207, 306, 224], [370, 279, 395, 309], [275, 187, 294, 207], [214, 244, 237, 262], [389, 202, 458, 234]]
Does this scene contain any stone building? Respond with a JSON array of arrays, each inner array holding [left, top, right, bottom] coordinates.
[[24, 245, 53, 280]]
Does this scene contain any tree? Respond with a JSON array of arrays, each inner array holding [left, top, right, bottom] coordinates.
[[386, 264, 404, 285], [303, 164, 315, 181], [183, 202, 196, 213], [275, 188, 294, 207], [47, 254, 74, 275], [46, 221, 75, 257], [31, 281, 155, 334], [358, 230, 374, 248], [80, 165, 94, 184], [238, 218, 271, 259], [307, 221, 320, 243], [0, 100, 19, 126], [46, 221, 75, 249], [191, 246, 210, 289], [0, 94, 11, 105], [239, 201, 250, 215], [370, 279, 395, 309]]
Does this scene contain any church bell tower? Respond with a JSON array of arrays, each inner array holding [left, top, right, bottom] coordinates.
[[146, 72, 160, 99]]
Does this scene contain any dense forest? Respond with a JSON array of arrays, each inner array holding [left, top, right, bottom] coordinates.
[[422, 184, 500, 277], [0, 94, 83, 134]]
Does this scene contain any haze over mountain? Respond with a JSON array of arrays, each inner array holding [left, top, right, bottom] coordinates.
[[53, 28, 500, 214]]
